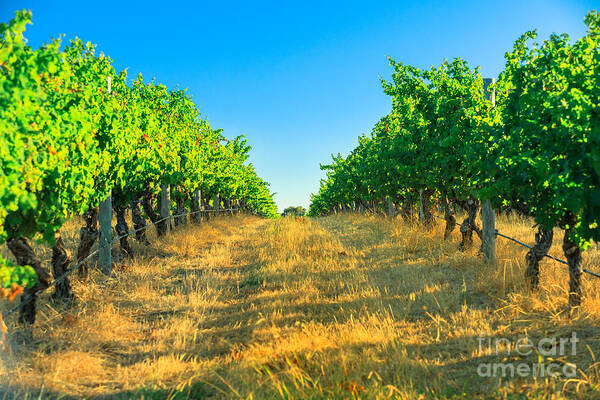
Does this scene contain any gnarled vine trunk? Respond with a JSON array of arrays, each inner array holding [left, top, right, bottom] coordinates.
[[562, 228, 583, 308], [131, 197, 150, 245], [443, 197, 456, 240], [142, 190, 165, 237], [77, 207, 99, 279], [458, 198, 481, 251], [524, 227, 553, 291], [6, 238, 52, 325], [174, 196, 187, 226], [114, 204, 132, 257], [419, 189, 434, 225], [51, 232, 73, 301]]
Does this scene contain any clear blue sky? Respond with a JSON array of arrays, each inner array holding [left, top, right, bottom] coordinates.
[[1, 1, 595, 211]]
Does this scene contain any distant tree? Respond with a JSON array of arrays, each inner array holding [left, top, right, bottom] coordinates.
[[282, 206, 306, 217]]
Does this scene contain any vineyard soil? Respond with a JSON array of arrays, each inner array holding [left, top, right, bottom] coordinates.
[[1, 214, 599, 399]]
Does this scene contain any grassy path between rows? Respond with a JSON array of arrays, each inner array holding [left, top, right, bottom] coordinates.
[[1, 214, 599, 399]]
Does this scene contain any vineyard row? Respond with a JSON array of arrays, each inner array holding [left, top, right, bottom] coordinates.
[[0, 10, 277, 325], [308, 11, 600, 308]]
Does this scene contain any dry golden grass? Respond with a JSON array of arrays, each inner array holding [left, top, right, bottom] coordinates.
[[0, 212, 599, 399]]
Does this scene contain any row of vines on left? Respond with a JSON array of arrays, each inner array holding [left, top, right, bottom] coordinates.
[[0, 10, 278, 327]]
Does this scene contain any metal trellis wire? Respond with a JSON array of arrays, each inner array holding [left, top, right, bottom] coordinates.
[[432, 214, 600, 279]]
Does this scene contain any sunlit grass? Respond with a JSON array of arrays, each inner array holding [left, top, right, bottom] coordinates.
[[0, 212, 599, 399]]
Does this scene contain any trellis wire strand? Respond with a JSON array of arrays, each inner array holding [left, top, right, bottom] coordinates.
[[432, 214, 600, 279]]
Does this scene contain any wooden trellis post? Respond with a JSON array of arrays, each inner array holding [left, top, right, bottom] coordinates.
[[160, 184, 171, 233], [98, 193, 112, 275], [192, 189, 202, 224], [98, 76, 112, 275], [214, 194, 220, 216], [481, 78, 496, 263]]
